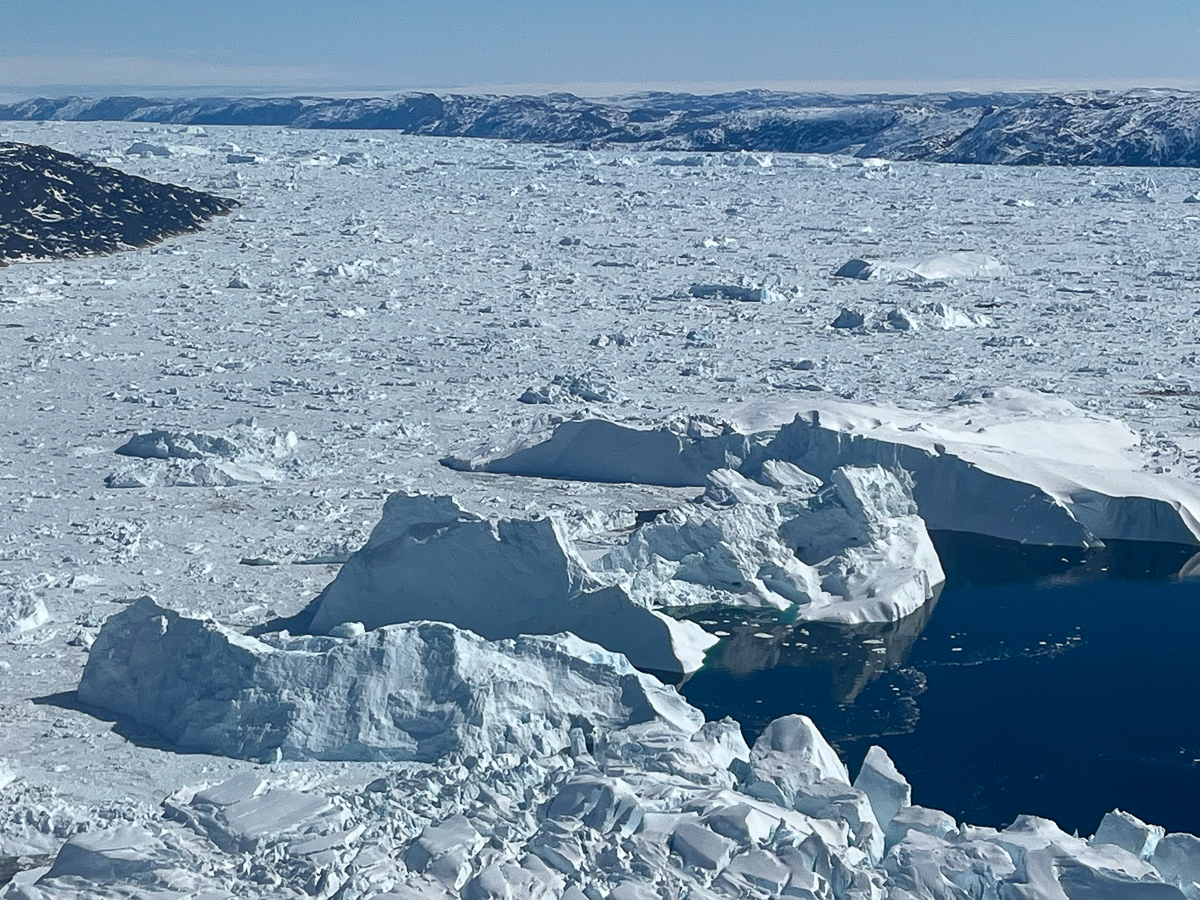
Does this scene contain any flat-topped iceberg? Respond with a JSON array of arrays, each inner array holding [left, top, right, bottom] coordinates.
[[442, 413, 760, 487], [446, 390, 1200, 547]]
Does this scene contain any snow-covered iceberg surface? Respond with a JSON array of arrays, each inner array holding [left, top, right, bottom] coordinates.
[[447, 390, 1200, 547], [753, 390, 1200, 547], [301, 492, 715, 674], [77, 597, 701, 762], [599, 466, 944, 624]]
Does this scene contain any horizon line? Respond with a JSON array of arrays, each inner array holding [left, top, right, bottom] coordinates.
[[3, 76, 1200, 104]]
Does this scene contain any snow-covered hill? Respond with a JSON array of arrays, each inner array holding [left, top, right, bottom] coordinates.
[[3, 89, 1200, 166]]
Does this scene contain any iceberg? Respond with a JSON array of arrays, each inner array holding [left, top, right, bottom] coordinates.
[[77, 597, 702, 762], [442, 414, 761, 487], [447, 390, 1200, 547], [752, 390, 1200, 546], [834, 251, 1009, 282], [301, 492, 715, 674], [598, 466, 944, 624]]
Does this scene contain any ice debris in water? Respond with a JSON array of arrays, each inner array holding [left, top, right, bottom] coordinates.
[[60, 588, 1200, 900], [38, 578, 1200, 900], [0, 587, 50, 636], [833, 304, 990, 332], [518, 372, 624, 405]]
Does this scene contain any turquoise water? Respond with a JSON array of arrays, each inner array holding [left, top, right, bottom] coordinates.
[[679, 534, 1200, 836]]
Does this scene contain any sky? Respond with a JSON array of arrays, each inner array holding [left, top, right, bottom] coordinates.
[[0, 0, 1197, 98]]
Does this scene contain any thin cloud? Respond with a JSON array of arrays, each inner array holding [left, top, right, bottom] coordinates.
[[0, 55, 353, 90]]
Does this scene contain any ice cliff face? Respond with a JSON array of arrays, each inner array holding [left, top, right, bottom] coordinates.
[[0, 142, 236, 264], [5, 89, 1200, 166], [77, 597, 702, 762]]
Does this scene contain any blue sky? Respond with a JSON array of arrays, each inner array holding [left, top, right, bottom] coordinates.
[[0, 0, 1196, 96]]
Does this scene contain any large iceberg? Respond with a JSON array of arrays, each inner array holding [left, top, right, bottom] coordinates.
[[301, 463, 943, 664], [77, 597, 702, 762], [446, 390, 1200, 547], [301, 492, 715, 674], [752, 390, 1200, 547]]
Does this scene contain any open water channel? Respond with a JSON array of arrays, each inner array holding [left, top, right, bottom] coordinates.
[[680, 533, 1200, 836]]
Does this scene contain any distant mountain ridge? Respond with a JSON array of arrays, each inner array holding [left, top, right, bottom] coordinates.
[[3, 89, 1200, 166]]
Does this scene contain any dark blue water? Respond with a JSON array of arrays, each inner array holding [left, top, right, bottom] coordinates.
[[679, 533, 1200, 836]]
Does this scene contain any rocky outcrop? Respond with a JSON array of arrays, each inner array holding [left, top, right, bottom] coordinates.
[[0, 142, 236, 264]]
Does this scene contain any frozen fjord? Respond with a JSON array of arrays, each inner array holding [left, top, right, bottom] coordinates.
[[0, 120, 1199, 897]]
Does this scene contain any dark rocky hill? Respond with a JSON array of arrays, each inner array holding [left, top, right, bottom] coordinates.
[[0, 142, 237, 265]]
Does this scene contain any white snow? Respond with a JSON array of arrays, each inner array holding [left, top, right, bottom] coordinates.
[[0, 119, 1198, 900]]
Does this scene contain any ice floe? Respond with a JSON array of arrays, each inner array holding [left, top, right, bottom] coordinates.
[[0, 588, 49, 637]]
